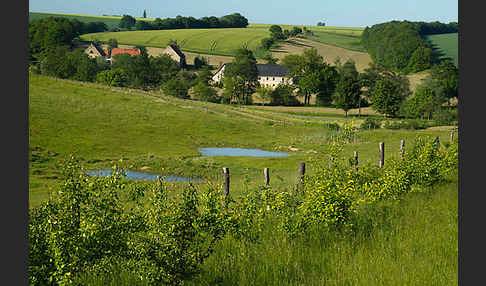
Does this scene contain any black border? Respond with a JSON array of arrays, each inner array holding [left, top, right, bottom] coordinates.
[[7, 0, 29, 284]]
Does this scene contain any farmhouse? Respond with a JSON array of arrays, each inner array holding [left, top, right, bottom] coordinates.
[[84, 42, 107, 59], [109, 47, 141, 57], [211, 63, 292, 88], [162, 45, 186, 68]]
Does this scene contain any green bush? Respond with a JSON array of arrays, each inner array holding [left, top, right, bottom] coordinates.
[[360, 117, 382, 130]]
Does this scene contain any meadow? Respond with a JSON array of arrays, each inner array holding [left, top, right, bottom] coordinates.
[[426, 33, 459, 66], [29, 73, 452, 207], [29, 73, 457, 285]]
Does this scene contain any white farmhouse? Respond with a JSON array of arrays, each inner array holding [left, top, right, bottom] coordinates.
[[211, 63, 292, 88]]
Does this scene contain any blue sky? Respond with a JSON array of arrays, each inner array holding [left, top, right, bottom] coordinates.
[[29, 0, 458, 27]]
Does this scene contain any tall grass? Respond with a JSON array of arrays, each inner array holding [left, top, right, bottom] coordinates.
[[188, 177, 457, 285], [75, 175, 457, 285]]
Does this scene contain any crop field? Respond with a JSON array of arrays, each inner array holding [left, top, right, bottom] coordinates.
[[426, 33, 458, 66], [81, 28, 271, 57]]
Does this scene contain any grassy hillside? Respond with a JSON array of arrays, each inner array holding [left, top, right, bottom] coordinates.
[[426, 33, 458, 66], [29, 74, 452, 208]]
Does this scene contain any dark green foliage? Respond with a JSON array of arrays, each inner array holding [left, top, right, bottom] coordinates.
[[193, 81, 219, 103], [222, 48, 259, 105], [110, 53, 181, 89], [144, 13, 248, 31], [360, 118, 382, 130], [333, 59, 361, 115], [368, 70, 411, 117], [402, 78, 445, 120], [432, 108, 457, 126], [96, 68, 128, 87], [40, 47, 100, 82], [361, 20, 452, 73], [282, 48, 339, 106], [193, 55, 209, 69], [383, 119, 428, 130], [429, 60, 458, 104], [269, 25, 285, 40], [269, 84, 300, 106], [260, 37, 275, 50], [162, 76, 191, 99], [135, 20, 153, 30], [119, 14, 136, 29], [406, 45, 433, 72]]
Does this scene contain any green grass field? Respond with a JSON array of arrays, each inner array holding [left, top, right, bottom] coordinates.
[[29, 74, 452, 208], [426, 33, 458, 66], [29, 74, 457, 284]]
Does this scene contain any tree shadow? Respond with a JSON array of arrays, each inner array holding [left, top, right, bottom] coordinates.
[[425, 38, 454, 65]]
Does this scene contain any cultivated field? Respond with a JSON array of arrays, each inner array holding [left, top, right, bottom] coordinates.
[[81, 28, 271, 57], [426, 33, 458, 66], [271, 37, 372, 72]]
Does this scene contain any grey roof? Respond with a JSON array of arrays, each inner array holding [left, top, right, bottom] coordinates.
[[168, 45, 185, 59], [256, 64, 288, 77]]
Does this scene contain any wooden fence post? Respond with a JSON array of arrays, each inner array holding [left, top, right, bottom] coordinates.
[[353, 151, 358, 172], [400, 140, 405, 159], [297, 162, 306, 191], [379, 142, 385, 168], [222, 167, 230, 204], [264, 168, 270, 186], [450, 130, 454, 142]]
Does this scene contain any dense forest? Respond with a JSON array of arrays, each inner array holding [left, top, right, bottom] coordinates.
[[361, 21, 458, 73]]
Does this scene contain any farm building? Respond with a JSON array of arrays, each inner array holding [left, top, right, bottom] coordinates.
[[162, 45, 186, 68], [84, 42, 107, 59], [211, 63, 292, 88], [109, 47, 141, 58]]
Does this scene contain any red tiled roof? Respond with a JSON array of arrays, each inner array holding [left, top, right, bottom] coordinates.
[[110, 48, 141, 57]]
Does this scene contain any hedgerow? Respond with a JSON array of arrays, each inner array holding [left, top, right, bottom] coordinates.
[[29, 137, 458, 285]]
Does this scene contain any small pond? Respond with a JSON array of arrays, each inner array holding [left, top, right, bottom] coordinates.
[[86, 169, 202, 182], [199, 147, 288, 157]]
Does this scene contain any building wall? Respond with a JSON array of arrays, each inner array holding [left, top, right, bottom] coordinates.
[[85, 45, 102, 59], [258, 76, 293, 88], [163, 47, 184, 67]]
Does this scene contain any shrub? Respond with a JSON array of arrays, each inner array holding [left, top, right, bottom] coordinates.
[[96, 69, 128, 87], [360, 117, 382, 130]]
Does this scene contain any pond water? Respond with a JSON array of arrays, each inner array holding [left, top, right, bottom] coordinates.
[[199, 147, 288, 157], [86, 169, 202, 182]]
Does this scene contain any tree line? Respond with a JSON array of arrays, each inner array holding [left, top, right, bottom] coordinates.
[[118, 12, 249, 31], [361, 20, 458, 74]]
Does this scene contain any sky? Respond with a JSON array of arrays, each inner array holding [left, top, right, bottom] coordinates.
[[29, 0, 458, 28]]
